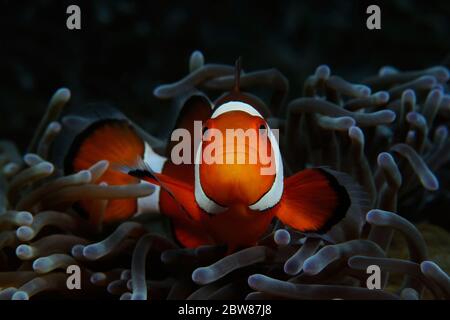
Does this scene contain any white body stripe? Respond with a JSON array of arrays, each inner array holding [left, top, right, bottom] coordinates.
[[136, 142, 167, 215]]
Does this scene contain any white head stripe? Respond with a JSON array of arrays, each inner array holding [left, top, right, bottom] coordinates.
[[197, 102, 283, 213], [211, 101, 263, 119], [248, 125, 284, 211]]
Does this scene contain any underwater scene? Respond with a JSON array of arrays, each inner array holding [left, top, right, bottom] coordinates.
[[0, 0, 450, 303]]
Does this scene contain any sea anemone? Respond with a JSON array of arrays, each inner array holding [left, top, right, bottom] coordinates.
[[0, 51, 449, 300]]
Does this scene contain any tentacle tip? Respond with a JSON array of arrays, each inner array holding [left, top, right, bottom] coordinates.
[[82, 245, 102, 260], [338, 117, 355, 129], [379, 66, 398, 76], [190, 50, 204, 57], [247, 274, 265, 290], [189, 50, 205, 72], [315, 65, 331, 79], [406, 111, 425, 125], [16, 244, 33, 260], [366, 209, 389, 224], [406, 130, 416, 141], [120, 292, 132, 300], [48, 121, 62, 132], [366, 209, 377, 222], [71, 244, 85, 258], [32, 257, 51, 273], [420, 261, 439, 274], [283, 261, 299, 276], [94, 160, 110, 171], [402, 89, 416, 102], [424, 178, 439, 191], [39, 161, 55, 174], [354, 84, 371, 97], [17, 211, 34, 226], [78, 170, 92, 183], [141, 183, 156, 195], [16, 226, 35, 241], [0, 287, 18, 299], [429, 87, 444, 96], [2, 162, 20, 175], [11, 291, 29, 300], [428, 66, 450, 82], [377, 152, 395, 167], [55, 87, 71, 101], [160, 251, 172, 264], [302, 259, 319, 275], [192, 267, 214, 285], [435, 125, 448, 137], [274, 229, 291, 246], [440, 95, 450, 110], [432, 84, 444, 92], [383, 110, 396, 122], [120, 270, 131, 281], [106, 282, 117, 294], [90, 272, 106, 284], [418, 75, 437, 86], [127, 279, 132, 291], [245, 292, 262, 300], [400, 288, 419, 300], [348, 126, 364, 143], [23, 153, 40, 165], [374, 91, 390, 103], [153, 85, 167, 99], [303, 246, 338, 276]]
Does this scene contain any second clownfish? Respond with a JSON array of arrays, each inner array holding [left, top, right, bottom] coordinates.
[[56, 61, 367, 253]]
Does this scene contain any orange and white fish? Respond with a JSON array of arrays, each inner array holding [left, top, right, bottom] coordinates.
[[55, 69, 367, 252]]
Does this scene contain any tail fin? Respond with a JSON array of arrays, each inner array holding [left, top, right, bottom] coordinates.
[[66, 119, 145, 223], [277, 168, 369, 239], [51, 103, 129, 170]]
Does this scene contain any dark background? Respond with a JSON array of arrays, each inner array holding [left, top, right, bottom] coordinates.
[[1, 0, 449, 149]]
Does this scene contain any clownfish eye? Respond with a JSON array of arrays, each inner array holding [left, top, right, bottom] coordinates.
[[259, 124, 267, 132]]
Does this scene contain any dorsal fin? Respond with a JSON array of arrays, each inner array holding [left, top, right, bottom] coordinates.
[[212, 58, 272, 118], [233, 57, 242, 94]]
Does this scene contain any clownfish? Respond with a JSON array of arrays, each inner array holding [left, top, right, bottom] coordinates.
[[53, 61, 367, 252]]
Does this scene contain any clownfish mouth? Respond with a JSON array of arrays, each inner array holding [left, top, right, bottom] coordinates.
[[201, 143, 274, 167]]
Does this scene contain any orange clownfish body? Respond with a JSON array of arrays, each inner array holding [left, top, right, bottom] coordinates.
[[58, 73, 366, 253], [125, 96, 360, 252]]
